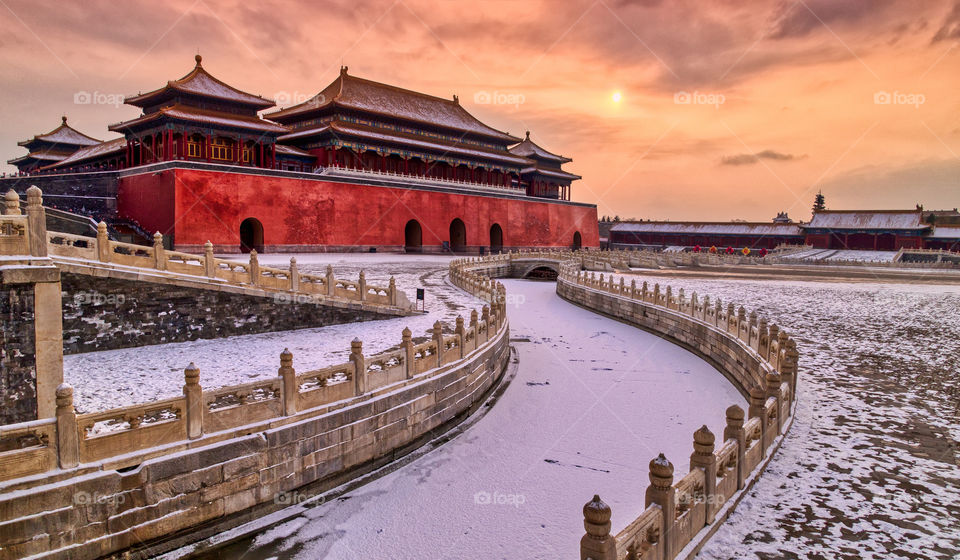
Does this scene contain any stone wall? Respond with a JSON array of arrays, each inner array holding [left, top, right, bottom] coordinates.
[[0, 257, 511, 560], [59, 271, 397, 354], [0, 282, 37, 424], [0, 172, 119, 224]]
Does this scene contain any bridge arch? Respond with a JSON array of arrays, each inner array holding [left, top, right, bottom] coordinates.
[[520, 263, 559, 280]]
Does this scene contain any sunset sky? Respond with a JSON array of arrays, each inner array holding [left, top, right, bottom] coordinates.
[[2, 0, 958, 222]]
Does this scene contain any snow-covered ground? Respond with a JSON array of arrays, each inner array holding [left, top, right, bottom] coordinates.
[[606, 272, 960, 559], [784, 248, 899, 263], [193, 279, 745, 560], [64, 254, 485, 413]]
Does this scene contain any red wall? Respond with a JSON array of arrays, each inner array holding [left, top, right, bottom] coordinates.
[[119, 168, 598, 252], [117, 170, 176, 237]]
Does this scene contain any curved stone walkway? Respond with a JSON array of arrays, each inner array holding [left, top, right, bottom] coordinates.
[[193, 279, 745, 560]]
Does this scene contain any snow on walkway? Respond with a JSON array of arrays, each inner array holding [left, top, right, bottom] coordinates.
[[64, 254, 482, 413], [210, 279, 745, 560]]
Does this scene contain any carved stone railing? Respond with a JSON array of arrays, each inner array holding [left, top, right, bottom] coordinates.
[[1, 186, 413, 312], [556, 260, 799, 560]]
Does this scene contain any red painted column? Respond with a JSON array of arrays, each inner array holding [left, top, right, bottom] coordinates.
[[205, 135, 211, 162]]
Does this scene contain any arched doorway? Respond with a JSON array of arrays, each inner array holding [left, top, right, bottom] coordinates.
[[573, 231, 582, 250], [449, 219, 467, 253], [490, 223, 503, 253], [404, 220, 423, 253], [239, 218, 264, 253]]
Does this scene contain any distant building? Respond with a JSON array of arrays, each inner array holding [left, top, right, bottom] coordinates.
[[610, 208, 960, 252]]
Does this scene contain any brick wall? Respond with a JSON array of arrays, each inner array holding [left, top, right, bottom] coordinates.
[[59, 272, 398, 354]]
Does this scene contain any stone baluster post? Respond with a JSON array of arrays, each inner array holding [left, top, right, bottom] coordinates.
[[653, 283, 660, 304], [96, 221, 110, 262], [645, 453, 676, 559], [757, 318, 769, 357], [784, 338, 799, 397], [55, 384, 79, 469], [619, 277, 625, 294], [748, 386, 767, 458], [248, 250, 260, 285], [289, 257, 300, 292], [143, 232, 162, 274], [350, 338, 366, 395], [470, 309, 479, 337], [4, 189, 20, 215], [580, 495, 616, 560], [690, 425, 718, 524], [326, 264, 335, 296], [389, 276, 397, 306], [665, 286, 673, 309], [642, 281, 649, 301], [203, 241, 216, 278], [690, 292, 698, 318], [402, 327, 415, 379], [748, 311, 758, 348], [432, 321, 445, 365], [183, 363, 203, 439], [767, 324, 780, 361], [26, 186, 48, 257], [358, 270, 366, 301], [455, 315, 466, 359], [279, 348, 297, 416], [630, 279, 636, 298], [723, 405, 746, 489], [766, 370, 783, 434]]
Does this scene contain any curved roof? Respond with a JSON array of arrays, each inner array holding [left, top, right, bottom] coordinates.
[[509, 131, 571, 163], [265, 68, 521, 144], [42, 137, 126, 170], [805, 210, 926, 230], [18, 116, 101, 148], [125, 55, 274, 109], [611, 222, 803, 236], [109, 104, 288, 134]]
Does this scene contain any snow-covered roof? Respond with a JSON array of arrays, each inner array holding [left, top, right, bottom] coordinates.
[[286, 121, 531, 166], [274, 144, 315, 159], [611, 222, 803, 236], [929, 226, 960, 239], [110, 104, 288, 134], [125, 55, 274, 109], [805, 211, 925, 230], [509, 131, 571, 163], [7, 152, 66, 165], [265, 68, 521, 144], [520, 165, 581, 181], [45, 137, 126, 169], [18, 116, 101, 148]]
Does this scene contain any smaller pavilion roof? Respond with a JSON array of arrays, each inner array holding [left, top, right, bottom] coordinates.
[[611, 222, 804, 236], [509, 131, 572, 164], [124, 55, 274, 110], [109, 104, 288, 134], [18, 116, 101, 148], [42, 137, 126, 170]]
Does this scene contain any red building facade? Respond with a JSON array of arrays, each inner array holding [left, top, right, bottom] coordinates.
[[6, 56, 596, 253]]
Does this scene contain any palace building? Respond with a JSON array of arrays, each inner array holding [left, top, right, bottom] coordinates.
[[3, 56, 597, 253], [609, 208, 960, 252]]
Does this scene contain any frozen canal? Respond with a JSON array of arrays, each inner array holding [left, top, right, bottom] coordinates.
[[187, 278, 744, 560], [64, 254, 485, 413], [608, 273, 960, 560]]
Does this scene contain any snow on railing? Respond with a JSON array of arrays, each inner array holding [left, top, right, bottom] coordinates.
[[0, 187, 413, 312]]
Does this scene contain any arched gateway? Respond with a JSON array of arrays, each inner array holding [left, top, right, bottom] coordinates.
[[449, 219, 467, 252], [405, 220, 423, 252], [490, 223, 504, 253], [239, 218, 264, 253]]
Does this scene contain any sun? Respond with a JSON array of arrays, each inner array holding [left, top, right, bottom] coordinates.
[[612, 91, 623, 103]]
